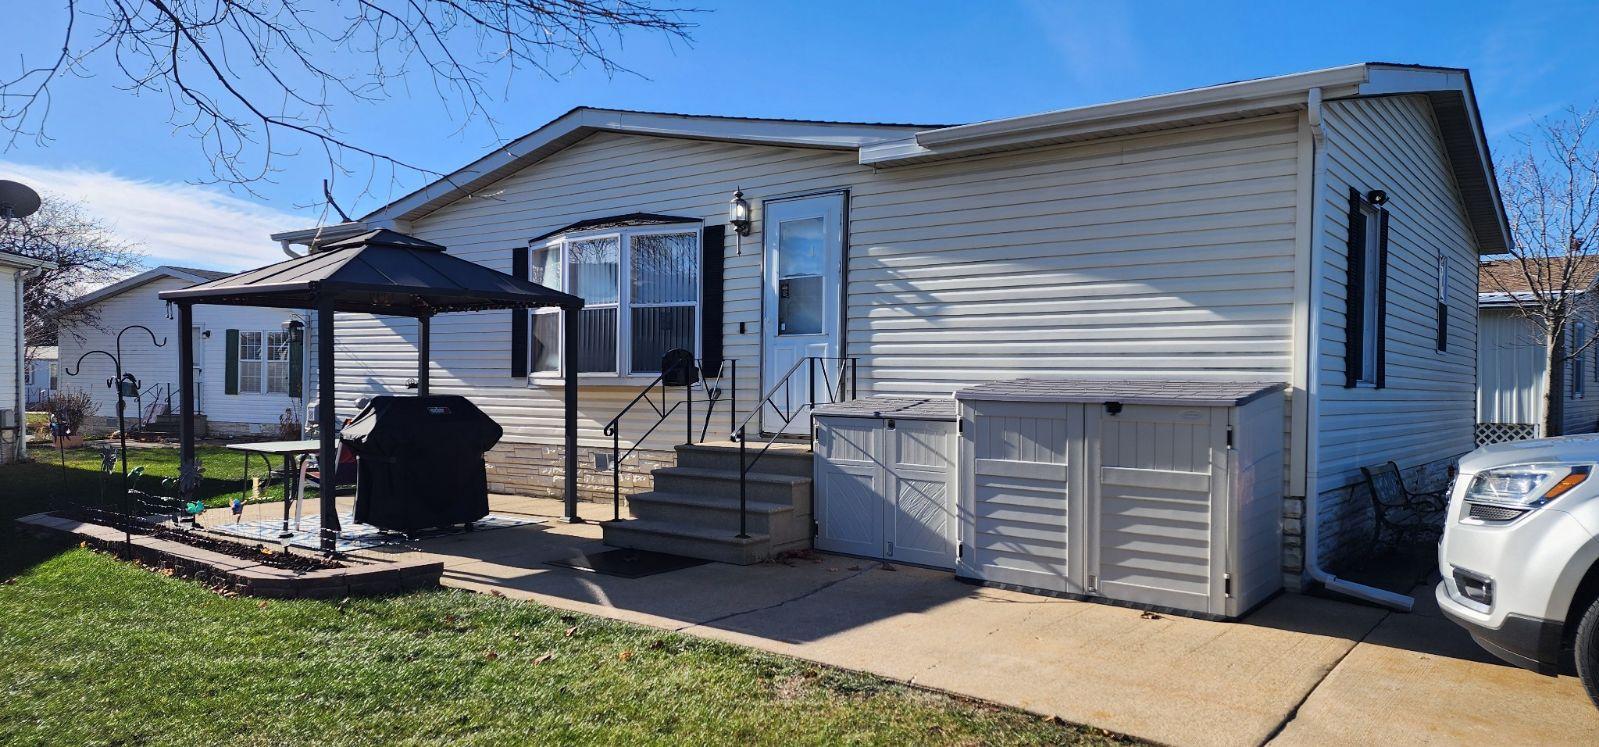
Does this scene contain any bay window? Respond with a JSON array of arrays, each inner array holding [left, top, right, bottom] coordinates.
[[530, 224, 700, 377]]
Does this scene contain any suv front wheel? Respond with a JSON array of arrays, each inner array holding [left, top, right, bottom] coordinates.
[[1576, 596, 1599, 707]]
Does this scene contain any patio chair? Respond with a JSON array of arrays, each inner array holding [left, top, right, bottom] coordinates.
[[1360, 461, 1447, 550], [298, 444, 358, 496]]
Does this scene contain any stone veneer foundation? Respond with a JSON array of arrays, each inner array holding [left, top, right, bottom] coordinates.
[[484, 441, 676, 504]]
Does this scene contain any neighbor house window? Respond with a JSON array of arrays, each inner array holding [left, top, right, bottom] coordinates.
[[1357, 202, 1383, 384], [530, 225, 700, 377], [237, 331, 291, 394], [238, 331, 264, 393]]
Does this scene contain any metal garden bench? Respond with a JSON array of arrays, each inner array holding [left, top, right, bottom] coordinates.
[[1359, 461, 1448, 550]]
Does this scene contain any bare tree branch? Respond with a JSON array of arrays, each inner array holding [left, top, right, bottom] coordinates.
[[0, 192, 145, 348], [1, 1, 697, 210], [1486, 106, 1599, 435]]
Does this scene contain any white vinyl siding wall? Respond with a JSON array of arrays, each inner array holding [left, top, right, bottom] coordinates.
[[1477, 308, 1547, 426], [1314, 95, 1480, 555], [1563, 308, 1599, 434], [317, 116, 1304, 457], [58, 276, 300, 431], [1, 266, 17, 462]]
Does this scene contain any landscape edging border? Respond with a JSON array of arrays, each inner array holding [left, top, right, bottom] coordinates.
[[15, 512, 442, 598]]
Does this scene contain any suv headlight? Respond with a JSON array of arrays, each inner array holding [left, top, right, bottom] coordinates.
[[1464, 463, 1591, 514]]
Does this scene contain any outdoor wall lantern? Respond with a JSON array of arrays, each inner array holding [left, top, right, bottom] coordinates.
[[1367, 189, 1388, 207], [729, 188, 752, 237]]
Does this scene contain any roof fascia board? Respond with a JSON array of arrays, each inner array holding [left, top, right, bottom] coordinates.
[[359, 108, 926, 226], [1354, 65, 1512, 254], [860, 91, 1323, 165], [914, 64, 1367, 148], [0, 250, 56, 271], [270, 221, 370, 244], [69, 266, 209, 309]]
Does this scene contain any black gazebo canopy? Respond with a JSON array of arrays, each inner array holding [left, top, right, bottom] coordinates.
[[159, 229, 585, 549]]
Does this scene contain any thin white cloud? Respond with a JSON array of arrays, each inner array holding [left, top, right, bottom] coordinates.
[[0, 161, 309, 271], [1023, 0, 1143, 91]]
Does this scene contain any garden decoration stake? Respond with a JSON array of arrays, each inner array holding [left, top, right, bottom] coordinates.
[[65, 324, 167, 555]]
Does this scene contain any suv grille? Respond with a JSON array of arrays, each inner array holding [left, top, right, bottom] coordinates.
[[1468, 503, 1527, 522]]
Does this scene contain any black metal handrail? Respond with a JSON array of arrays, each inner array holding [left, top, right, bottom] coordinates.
[[730, 356, 858, 538], [602, 358, 734, 521]]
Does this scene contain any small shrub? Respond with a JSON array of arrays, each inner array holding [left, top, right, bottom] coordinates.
[[35, 390, 97, 434], [273, 408, 301, 440]]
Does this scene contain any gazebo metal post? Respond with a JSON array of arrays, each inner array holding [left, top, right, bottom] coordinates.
[[176, 302, 196, 472], [316, 299, 340, 551], [416, 314, 431, 396], [562, 303, 580, 523]]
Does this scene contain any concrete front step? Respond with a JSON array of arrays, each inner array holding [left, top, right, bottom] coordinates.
[[675, 441, 814, 477], [626, 490, 801, 538], [600, 518, 806, 565], [651, 466, 811, 506]]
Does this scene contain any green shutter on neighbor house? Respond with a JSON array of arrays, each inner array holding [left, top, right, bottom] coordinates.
[[224, 329, 240, 395], [288, 330, 304, 398]]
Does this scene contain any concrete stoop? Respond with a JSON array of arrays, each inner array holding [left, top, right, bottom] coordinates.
[[600, 441, 813, 565]]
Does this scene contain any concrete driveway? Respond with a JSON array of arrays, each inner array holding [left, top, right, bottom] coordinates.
[[336, 496, 1599, 746]]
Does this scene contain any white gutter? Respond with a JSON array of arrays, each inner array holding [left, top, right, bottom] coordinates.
[[1300, 87, 1414, 612]]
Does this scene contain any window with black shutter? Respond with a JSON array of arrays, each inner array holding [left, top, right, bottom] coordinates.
[[1344, 187, 1389, 388]]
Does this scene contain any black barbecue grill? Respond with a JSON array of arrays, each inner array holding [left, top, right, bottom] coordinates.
[[341, 395, 503, 533]]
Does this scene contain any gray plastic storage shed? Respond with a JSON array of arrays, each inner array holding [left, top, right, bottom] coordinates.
[[813, 396, 959, 569], [955, 379, 1285, 619]]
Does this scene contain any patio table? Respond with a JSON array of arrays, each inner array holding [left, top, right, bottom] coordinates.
[[225, 439, 320, 538]]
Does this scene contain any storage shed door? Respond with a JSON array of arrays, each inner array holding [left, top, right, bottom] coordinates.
[[814, 417, 883, 559], [884, 419, 956, 569], [1086, 404, 1227, 614], [960, 401, 1083, 593]]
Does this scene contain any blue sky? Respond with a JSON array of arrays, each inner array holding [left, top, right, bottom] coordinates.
[[2, 0, 1596, 270]]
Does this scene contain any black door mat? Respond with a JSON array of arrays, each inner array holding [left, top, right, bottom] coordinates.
[[547, 548, 709, 579]]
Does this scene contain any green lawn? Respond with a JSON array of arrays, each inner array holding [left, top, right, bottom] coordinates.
[[1, 451, 1131, 746], [4, 445, 299, 578]]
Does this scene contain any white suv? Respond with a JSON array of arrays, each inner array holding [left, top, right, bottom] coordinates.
[[1438, 434, 1599, 705]]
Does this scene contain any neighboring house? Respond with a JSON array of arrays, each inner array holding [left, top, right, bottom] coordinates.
[[1477, 257, 1599, 443], [59, 266, 306, 437], [272, 63, 1507, 584], [24, 345, 57, 406], [2, 249, 57, 464]]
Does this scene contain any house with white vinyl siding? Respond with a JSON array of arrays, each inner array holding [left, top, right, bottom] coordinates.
[[59, 266, 306, 437], [3, 249, 56, 464], [273, 63, 1507, 588], [1476, 257, 1599, 443]]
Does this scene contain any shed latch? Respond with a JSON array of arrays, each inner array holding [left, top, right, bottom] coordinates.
[[1104, 401, 1122, 416], [886, 418, 896, 430], [1224, 573, 1233, 598], [886, 541, 894, 557]]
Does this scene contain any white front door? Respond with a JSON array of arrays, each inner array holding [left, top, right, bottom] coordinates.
[[192, 327, 206, 414], [762, 192, 845, 435]]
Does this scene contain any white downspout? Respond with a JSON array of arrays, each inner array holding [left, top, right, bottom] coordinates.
[[1301, 87, 1414, 612]]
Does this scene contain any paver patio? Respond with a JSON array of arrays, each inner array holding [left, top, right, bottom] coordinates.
[[201, 494, 1599, 746]]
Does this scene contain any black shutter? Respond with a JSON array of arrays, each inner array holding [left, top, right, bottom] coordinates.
[[1375, 210, 1389, 389], [288, 330, 303, 398], [224, 329, 240, 395], [511, 246, 529, 378], [1344, 188, 1366, 388], [699, 224, 725, 374], [1437, 301, 1448, 352]]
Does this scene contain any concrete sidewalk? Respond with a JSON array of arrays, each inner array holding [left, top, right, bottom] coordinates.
[[323, 495, 1599, 746]]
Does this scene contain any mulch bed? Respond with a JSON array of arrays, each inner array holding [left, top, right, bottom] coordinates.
[[53, 508, 340, 573]]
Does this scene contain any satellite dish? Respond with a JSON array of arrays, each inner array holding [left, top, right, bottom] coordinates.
[[0, 180, 42, 220]]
